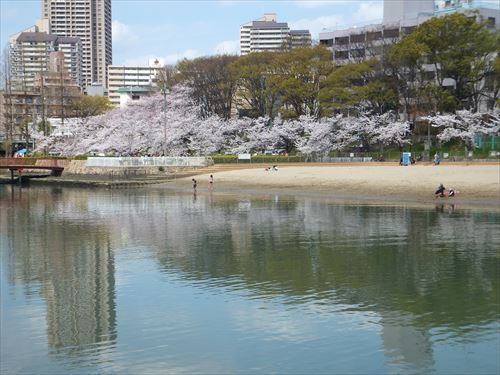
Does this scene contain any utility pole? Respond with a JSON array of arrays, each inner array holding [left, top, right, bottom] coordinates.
[[163, 87, 167, 156], [60, 60, 65, 133], [158, 64, 173, 157], [3, 48, 15, 157]]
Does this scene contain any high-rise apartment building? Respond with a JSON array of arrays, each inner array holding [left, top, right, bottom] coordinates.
[[1, 50, 82, 139], [383, 0, 434, 24], [41, 0, 112, 89], [9, 32, 83, 90], [240, 14, 311, 55]]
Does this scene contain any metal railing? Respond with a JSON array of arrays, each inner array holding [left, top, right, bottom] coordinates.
[[86, 157, 211, 168]]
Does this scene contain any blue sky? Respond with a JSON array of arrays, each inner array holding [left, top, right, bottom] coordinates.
[[1, 0, 387, 65]]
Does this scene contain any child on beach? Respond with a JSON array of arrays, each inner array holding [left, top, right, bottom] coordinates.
[[435, 184, 458, 198], [192, 178, 197, 191], [435, 183, 445, 198]]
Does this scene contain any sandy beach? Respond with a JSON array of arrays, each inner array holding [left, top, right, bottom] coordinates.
[[167, 164, 500, 208]]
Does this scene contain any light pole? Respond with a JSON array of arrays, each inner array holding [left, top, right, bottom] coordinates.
[[162, 87, 167, 157], [427, 120, 431, 160]]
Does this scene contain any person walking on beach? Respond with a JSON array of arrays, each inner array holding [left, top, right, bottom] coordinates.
[[192, 178, 197, 192], [209, 174, 214, 187]]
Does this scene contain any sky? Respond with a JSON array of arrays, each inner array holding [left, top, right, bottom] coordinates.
[[1, 0, 387, 65]]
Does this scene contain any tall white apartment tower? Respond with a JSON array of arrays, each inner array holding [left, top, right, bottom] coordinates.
[[383, 0, 435, 24], [41, 0, 112, 90]]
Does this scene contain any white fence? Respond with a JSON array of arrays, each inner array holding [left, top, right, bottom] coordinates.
[[86, 157, 211, 168]]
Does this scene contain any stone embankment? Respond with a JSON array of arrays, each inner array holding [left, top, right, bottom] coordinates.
[[1, 160, 270, 188]]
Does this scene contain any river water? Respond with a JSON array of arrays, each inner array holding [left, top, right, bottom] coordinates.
[[1, 185, 499, 374]]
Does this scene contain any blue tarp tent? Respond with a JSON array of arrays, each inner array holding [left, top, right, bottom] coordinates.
[[14, 148, 27, 155]]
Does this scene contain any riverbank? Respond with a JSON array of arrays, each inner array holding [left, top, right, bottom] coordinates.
[[160, 164, 500, 209], [2, 162, 498, 209]]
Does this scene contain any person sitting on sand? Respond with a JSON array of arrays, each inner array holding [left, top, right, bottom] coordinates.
[[272, 165, 278, 171], [435, 183, 445, 198], [448, 188, 456, 197]]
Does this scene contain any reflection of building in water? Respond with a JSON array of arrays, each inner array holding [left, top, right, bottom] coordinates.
[[381, 313, 434, 371], [44, 237, 117, 354], [1, 187, 117, 356]]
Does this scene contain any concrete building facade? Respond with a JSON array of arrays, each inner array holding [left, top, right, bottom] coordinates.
[[290, 30, 313, 49], [240, 14, 311, 55], [41, 0, 112, 89], [9, 31, 83, 91], [107, 61, 161, 107], [319, 0, 499, 64], [383, 0, 434, 24], [1, 50, 82, 146]]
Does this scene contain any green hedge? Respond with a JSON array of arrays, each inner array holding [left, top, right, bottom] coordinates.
[[211, 155, 238, 163], [72, 154, 90, 160], [211, 154, 305, 164]]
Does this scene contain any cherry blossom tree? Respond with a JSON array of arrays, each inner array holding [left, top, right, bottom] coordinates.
[[34, 85, 417, 157], [296, 116, 338, 155], [333, 112, 410, 152], [423, 109, 499, 150], [371, 112, 411, 150]]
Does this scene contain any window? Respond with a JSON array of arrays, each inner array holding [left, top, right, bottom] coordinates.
[[350, 34, 365, 43]]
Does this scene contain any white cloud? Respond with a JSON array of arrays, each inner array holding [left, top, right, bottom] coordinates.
[[290, 15, 344, 37], [112, 20, 138, 44], [290, 1, 383, 37], [214, 40, 239, 55], [123, 49, 201, 66], [295, 0, 354, 8], [216, 0, 239, 6], [163, 49, 201, 64], [352, 1, 384, 25]]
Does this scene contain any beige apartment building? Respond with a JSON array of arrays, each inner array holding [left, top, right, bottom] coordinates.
[[240, 13, 311, 55], [1, 51, 81, 147], [107, 61, 161, 107], [41, 0, 112, 89], [9, 31, 83, 90]]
